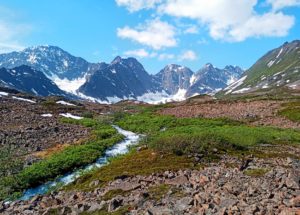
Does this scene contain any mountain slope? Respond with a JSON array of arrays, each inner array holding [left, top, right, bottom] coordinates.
[[0, 45, 100, 80], [187, 64, 244, 96], [154, 64, 193, 94], [0, 65, 67, 96], [224, 40, 300, 95], [78, 57, 162, 101]]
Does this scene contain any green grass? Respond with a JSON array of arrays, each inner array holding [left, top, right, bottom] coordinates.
[[62, 106, 300, 197], [0, 117, 123, 201], [115, 111, 300, 157], [65, 149, 194, 192], [148, 184, 170, 201], [244, 168, 269, 177], [279, 101, 300, 122]]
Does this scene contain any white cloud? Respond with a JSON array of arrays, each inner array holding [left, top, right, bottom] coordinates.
[[115, 0, 162, 12], [124, 49, 157, 58], [158, 53, 175, 60], [117, 19, 177, 50], [228, 12, 294, 42], [178, 50, 197, 61], [267, 0, 300, 10], [158, 0, 295, 42]]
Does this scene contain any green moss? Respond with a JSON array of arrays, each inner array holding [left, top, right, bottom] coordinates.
[[115, 111, 300, 158], [278, 101, 300, 122], [81, 205, 131, 215], [65, 149, 194, 192], [244, 168, 269, 177], [148, 184, 170, 201], [102, 189, 128, 201]]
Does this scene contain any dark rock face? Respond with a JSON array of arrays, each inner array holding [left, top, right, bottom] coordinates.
[[79, 57, 162, 101], [0, 65, 67, 96], [0, 45, 101, 80], [154, 64, 193, 94], [186, 63, 244, 97]]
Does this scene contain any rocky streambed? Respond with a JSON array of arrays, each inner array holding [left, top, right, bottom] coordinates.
[[2, 155, 300, 215], [18, 126, 141, 201]]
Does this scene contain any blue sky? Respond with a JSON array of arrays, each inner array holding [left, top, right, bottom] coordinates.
[[0, 0, 299, 74]]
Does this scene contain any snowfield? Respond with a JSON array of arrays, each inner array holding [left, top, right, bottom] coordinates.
[[12, 96, 36, 103], [56, 101, 76, 106], [0, 91, 9, 96], [59, 113, 83, 120]]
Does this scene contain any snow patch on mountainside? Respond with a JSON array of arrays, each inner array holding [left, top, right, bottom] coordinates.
[[0, 91, 9, 96], [59, 113, 83, 120], [12, 96, 36, 103], [52, 75, 87, 94], [189, 74, 197, 85], [56, 101, 76, 106], [137, 89, 187, 104], [224, 76, 248, 94]]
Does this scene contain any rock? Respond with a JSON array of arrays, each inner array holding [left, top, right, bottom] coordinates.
[[175, 197, 193, 211], [286, 157, 293, 165], [244, 205, 260, 214], [290, 196, 300, 207], [108, 197, 123, 212], [285, 172, 300, 189], [87, 201, 105, 212], [219, 198, 238, 209], [165, 176, 189, 186], [108, 181, 141, 192]]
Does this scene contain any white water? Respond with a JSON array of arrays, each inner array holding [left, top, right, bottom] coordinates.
[[20, 126, 141, 201]]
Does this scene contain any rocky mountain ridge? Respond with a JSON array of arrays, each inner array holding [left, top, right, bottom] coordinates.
[[0, 46, 244, 102]]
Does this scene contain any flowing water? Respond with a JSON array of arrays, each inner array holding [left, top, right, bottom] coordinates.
[[20, 125, 141, 201]]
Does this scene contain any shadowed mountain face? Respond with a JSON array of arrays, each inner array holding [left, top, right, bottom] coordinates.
[[186, 63, 244, 97], [154, 64, 194, 94], [78, 57, 162, 101], [0, 65, 67, 96]]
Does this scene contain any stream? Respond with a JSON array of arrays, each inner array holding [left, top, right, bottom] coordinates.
[[20, 125, 141, 201]]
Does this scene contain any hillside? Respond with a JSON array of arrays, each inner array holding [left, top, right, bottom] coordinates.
[[222, 40, 300, 96]]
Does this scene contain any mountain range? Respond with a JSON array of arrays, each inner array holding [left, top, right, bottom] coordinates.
[[0, 45, 244, 103]]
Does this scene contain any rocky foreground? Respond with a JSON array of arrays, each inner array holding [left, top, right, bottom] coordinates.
[[2, 153, 300, 215]]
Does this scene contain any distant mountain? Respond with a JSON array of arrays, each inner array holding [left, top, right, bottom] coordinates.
[[0, 45, 100, 80], [154, 64, 193, 94], [78, 56, 162, 101], [223, 40, 300, 95], [0, 65, 67, 97], [186, 63, 244, 97], [0, 45, 244, 103]]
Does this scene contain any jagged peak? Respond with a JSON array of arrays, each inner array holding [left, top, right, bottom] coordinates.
[[204, 63, 214, 69], [111, 56, 123, 64]]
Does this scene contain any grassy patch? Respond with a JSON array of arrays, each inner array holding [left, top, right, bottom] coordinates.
[[278, 101, 300, 122], [65, 149, 194, 192], [115, 111, 300, 158], [0, 117, 123, 201], [244, 168, 269, 177], [148, 184, 170, 201], [103, 189, 129, 201], [81, 205, 131, 215]]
